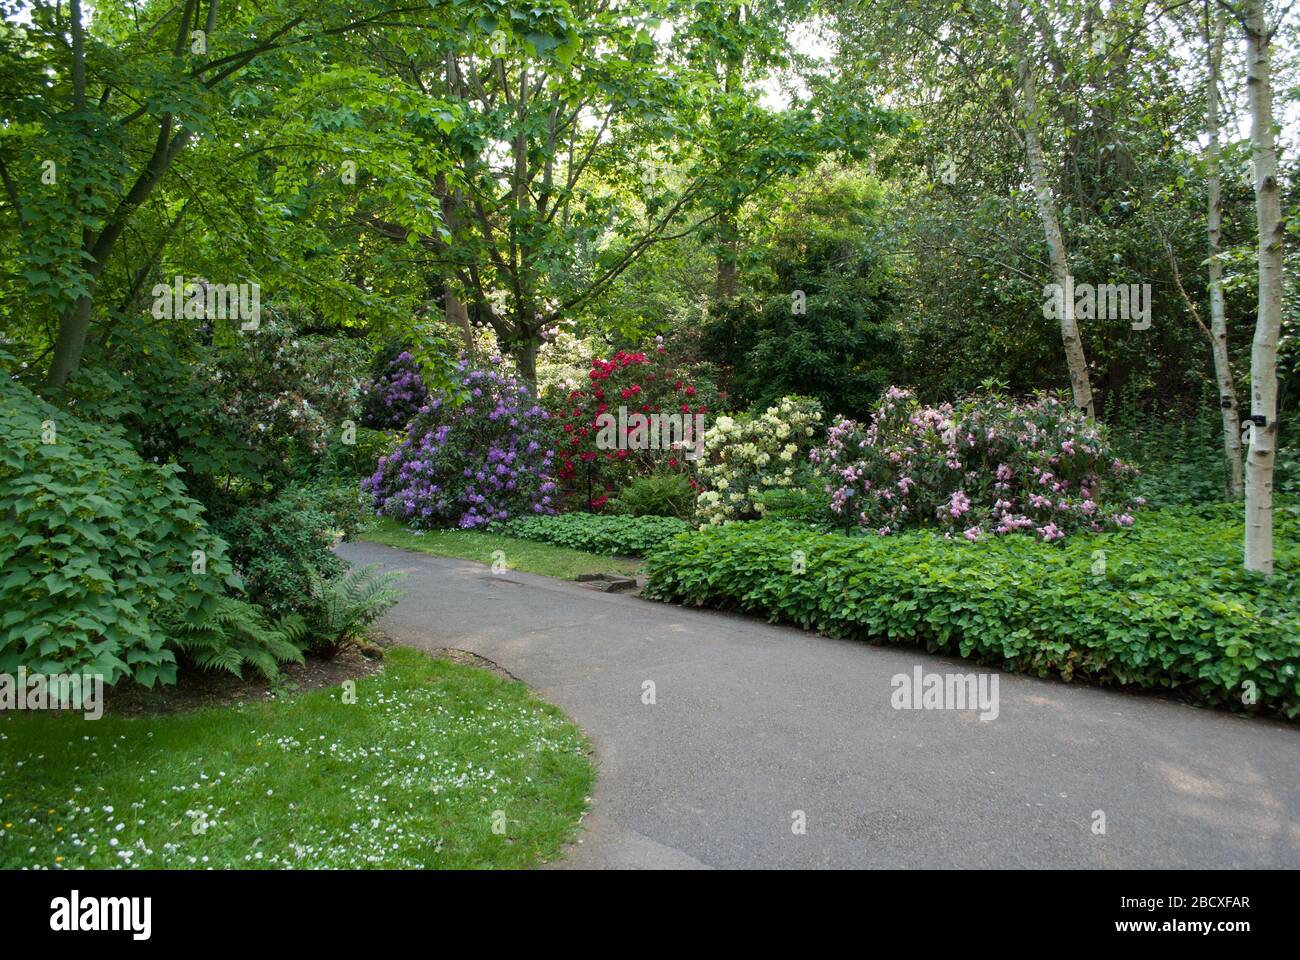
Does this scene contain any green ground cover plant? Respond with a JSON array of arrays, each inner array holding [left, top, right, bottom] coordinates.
[[363, 519, 643, 579], [643, 502, 1300, 717], [502, 513, 690, 556]]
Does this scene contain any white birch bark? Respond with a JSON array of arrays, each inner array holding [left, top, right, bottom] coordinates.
[[1241, 0, 1283, 573], [1206, 7, 1245, 497], [1011, 0, 1095, 417]]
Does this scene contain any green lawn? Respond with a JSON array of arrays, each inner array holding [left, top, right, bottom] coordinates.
[[0, 648, 593, 869], [361, 518, 643, 579]]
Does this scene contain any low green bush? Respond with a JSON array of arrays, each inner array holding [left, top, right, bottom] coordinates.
[[611, 472, 697, 519], [290, 479, 373, 540], [759, 483, 832, 526], [213, 487, 347, 619], [642, 503, 1300, 718], [501, 513, 689, 556]]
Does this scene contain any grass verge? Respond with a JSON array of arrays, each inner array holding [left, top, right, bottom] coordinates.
[[361, 518, 642, 579], [0, 647, 594, 869]]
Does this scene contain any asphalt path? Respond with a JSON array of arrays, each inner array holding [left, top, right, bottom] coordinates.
[[339, 539, 1300, 869]]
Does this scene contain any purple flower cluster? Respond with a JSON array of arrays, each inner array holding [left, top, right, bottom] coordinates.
[[364, 360, 557, 528], [811, 387, 1141, 541], [361, 351, 430, 430]]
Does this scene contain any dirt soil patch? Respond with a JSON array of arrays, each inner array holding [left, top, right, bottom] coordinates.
[[104, 640, 389, 716]]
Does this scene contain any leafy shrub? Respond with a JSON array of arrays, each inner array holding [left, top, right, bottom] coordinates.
[[502, 513, 689, 556], [288, 479, 373, 540], [321, 425, 399, 482], [361, 349, 429, 430], [611, 471, 696, 518], [0, 376, 295, 686], [700, 168, 898, 420], [365, 360, 556, 528], [1110, 412, 1299, 507], [63, 316, 264, 504], [67, 311, 375, 501], [1108, 414, 1229, 507], [643, 504, 1300, 718], [214, 488, 346, 618], [305, 564, 403, 658], [695, 396, 823, 526], [759, 482, 832, 526], [812, 387, 1139, 540]]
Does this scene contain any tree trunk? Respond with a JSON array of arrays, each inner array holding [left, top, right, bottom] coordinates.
[[714, 212, 738, 301], [516, 336, 539, 394], [1242, 0, 1283, 574], [713, 9, 742, 305], [1011, 1, 1095, 418], [46, 289, 97, 390], [444, 285, 475, 358], [1205, 8, 1244, 497]]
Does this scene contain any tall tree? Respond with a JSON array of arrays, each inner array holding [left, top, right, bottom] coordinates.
[[0, 0, 440, 391], [1230, 0, 1286, 572], [1009, 0, 1095, 418], [1204, 3, 1245, 496]]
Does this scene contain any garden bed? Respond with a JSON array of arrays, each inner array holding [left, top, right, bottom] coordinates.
[[642, 503, 1300, 718]]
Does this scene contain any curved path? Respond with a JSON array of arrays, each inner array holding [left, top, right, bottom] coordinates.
[[339, 540, 1300, 869]]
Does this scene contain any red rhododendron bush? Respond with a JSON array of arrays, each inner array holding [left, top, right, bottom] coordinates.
[[810, 387, 1142, 540], [546, 340, 712, 506]]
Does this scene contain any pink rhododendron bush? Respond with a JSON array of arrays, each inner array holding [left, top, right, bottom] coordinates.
[[364, 360, 557, 528], [810, 387, 1140, 540]]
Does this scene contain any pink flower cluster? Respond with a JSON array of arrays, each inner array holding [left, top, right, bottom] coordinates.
[[810, 387, 1139, 541]]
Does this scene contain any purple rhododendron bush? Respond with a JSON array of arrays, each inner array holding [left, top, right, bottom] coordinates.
[[361, 349, 430, 430], [811, 387, 1142, 541], [364, 360, 558, 528]]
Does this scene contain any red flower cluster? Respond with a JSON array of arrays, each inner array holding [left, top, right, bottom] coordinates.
[[550, 348, 706, 498]]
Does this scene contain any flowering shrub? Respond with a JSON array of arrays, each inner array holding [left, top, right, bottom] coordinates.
[[208, 316, 366, 459], [361, 350, 429, 430], [695, 396, 823, 526], [810, 387, 1140, 540], [549, 341, 711, 501], [364, 361, 557, 528]]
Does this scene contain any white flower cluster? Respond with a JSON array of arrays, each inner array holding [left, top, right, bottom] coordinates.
[[695, 397, 822, 527]]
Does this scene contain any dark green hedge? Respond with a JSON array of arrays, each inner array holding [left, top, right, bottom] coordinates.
[[642, 505, 1300, 718]]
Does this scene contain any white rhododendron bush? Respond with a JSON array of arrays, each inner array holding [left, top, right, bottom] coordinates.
[[694, 397, 822, 526]]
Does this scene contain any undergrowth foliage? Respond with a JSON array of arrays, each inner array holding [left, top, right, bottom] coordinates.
[[643, 504, 1300, 717], [0, 375, 298, 684], [501, 513, 689, 556]]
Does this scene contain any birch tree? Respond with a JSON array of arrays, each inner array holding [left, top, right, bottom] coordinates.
[[1226, 0, 1287, 573], [1204, 4, 1245, 497], [1008, 0, 1095, 418]]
